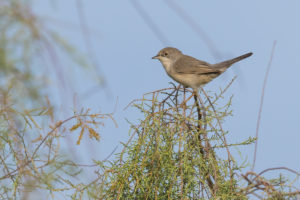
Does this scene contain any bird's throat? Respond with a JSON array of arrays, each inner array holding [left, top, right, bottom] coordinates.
[[160, 58, 173, 73]]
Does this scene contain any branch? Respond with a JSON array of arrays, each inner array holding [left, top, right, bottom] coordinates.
[[251, 41, 277, 171]]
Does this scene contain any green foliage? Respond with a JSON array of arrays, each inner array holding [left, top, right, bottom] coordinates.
[[96, 87, 253, 199], [80, 86, 298, 200]]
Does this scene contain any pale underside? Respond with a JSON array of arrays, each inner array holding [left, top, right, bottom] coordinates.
[[159, 56, 222, 90], [169, 73, 219, 89]]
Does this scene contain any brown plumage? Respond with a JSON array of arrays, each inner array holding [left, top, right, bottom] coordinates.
[[152, 47, 253, 90]]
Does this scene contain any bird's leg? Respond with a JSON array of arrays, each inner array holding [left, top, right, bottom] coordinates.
[[193, 90, 202, 129], [183, 87, 186, 109]]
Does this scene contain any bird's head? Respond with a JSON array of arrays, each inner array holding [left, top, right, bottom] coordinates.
[[152, 47, 183, 63]]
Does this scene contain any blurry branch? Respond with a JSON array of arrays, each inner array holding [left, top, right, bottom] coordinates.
[[163, 0, 222, 60], [0, 0, 107, 106], [257, 167, 300, 177], [0, 1, 116, 198], [251, 41, 277, 171], [44, 16, 102, 39], [0, 110, 115, 181], [130, 0, 170, 46], [76, 0, 111, 99], [241, 169, 300, 199]]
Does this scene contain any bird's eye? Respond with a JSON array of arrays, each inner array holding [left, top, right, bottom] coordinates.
[[164, 52, 168, 56]]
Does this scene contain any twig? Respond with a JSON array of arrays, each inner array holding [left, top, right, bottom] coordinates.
[[76, 0, 110, 99], [0, 113, 112, 180], [258, 167, 300, 177], [211, 76, 237, 105], [194, 92, 216, 194], [200, 88, 233, 169], [163, 0, 222, 60], [130, 0, 170, 46], [251, 41, 277, 171], [241, 169, 300, 198], [161, 84, 181, 106]]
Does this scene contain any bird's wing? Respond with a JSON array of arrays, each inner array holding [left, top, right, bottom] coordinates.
[[173, 55, 221, 75]]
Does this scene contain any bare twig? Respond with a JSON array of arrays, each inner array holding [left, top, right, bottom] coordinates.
[[211, 76, 237, 105], [200, 88, 233, 167], [130, 0, 170, 46], [163, 0, 222, 60], [258, 167, 300, 177], [0, 113, 112, 180], [241, 168, 300, 198], [76, 0, 110, 99], [251, 41, 277, 171]]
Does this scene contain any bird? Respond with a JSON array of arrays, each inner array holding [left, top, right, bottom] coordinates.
[[152, 47, 253, 91]]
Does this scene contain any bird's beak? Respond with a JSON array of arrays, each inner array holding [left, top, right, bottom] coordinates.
[[152, 55, 159, 59]]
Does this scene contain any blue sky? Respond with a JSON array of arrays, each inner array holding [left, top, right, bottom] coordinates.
[[34, 0, 300, 186]]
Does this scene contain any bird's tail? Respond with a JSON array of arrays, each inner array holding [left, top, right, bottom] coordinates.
[[213, 52, 253, 70]]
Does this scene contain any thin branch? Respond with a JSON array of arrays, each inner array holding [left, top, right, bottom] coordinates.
[[211, 76, 237, 105], [258, 167, 300, 177], [130, 0, 170, 46], [163, 0, 222, 60], [76, 0, 110, 99], [200, 88, 233, 170], [0, 113, 112, 180], [251, 41, 277, 171]]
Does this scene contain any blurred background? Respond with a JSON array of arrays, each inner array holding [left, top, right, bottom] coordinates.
[[19, 0, 300, 190]]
